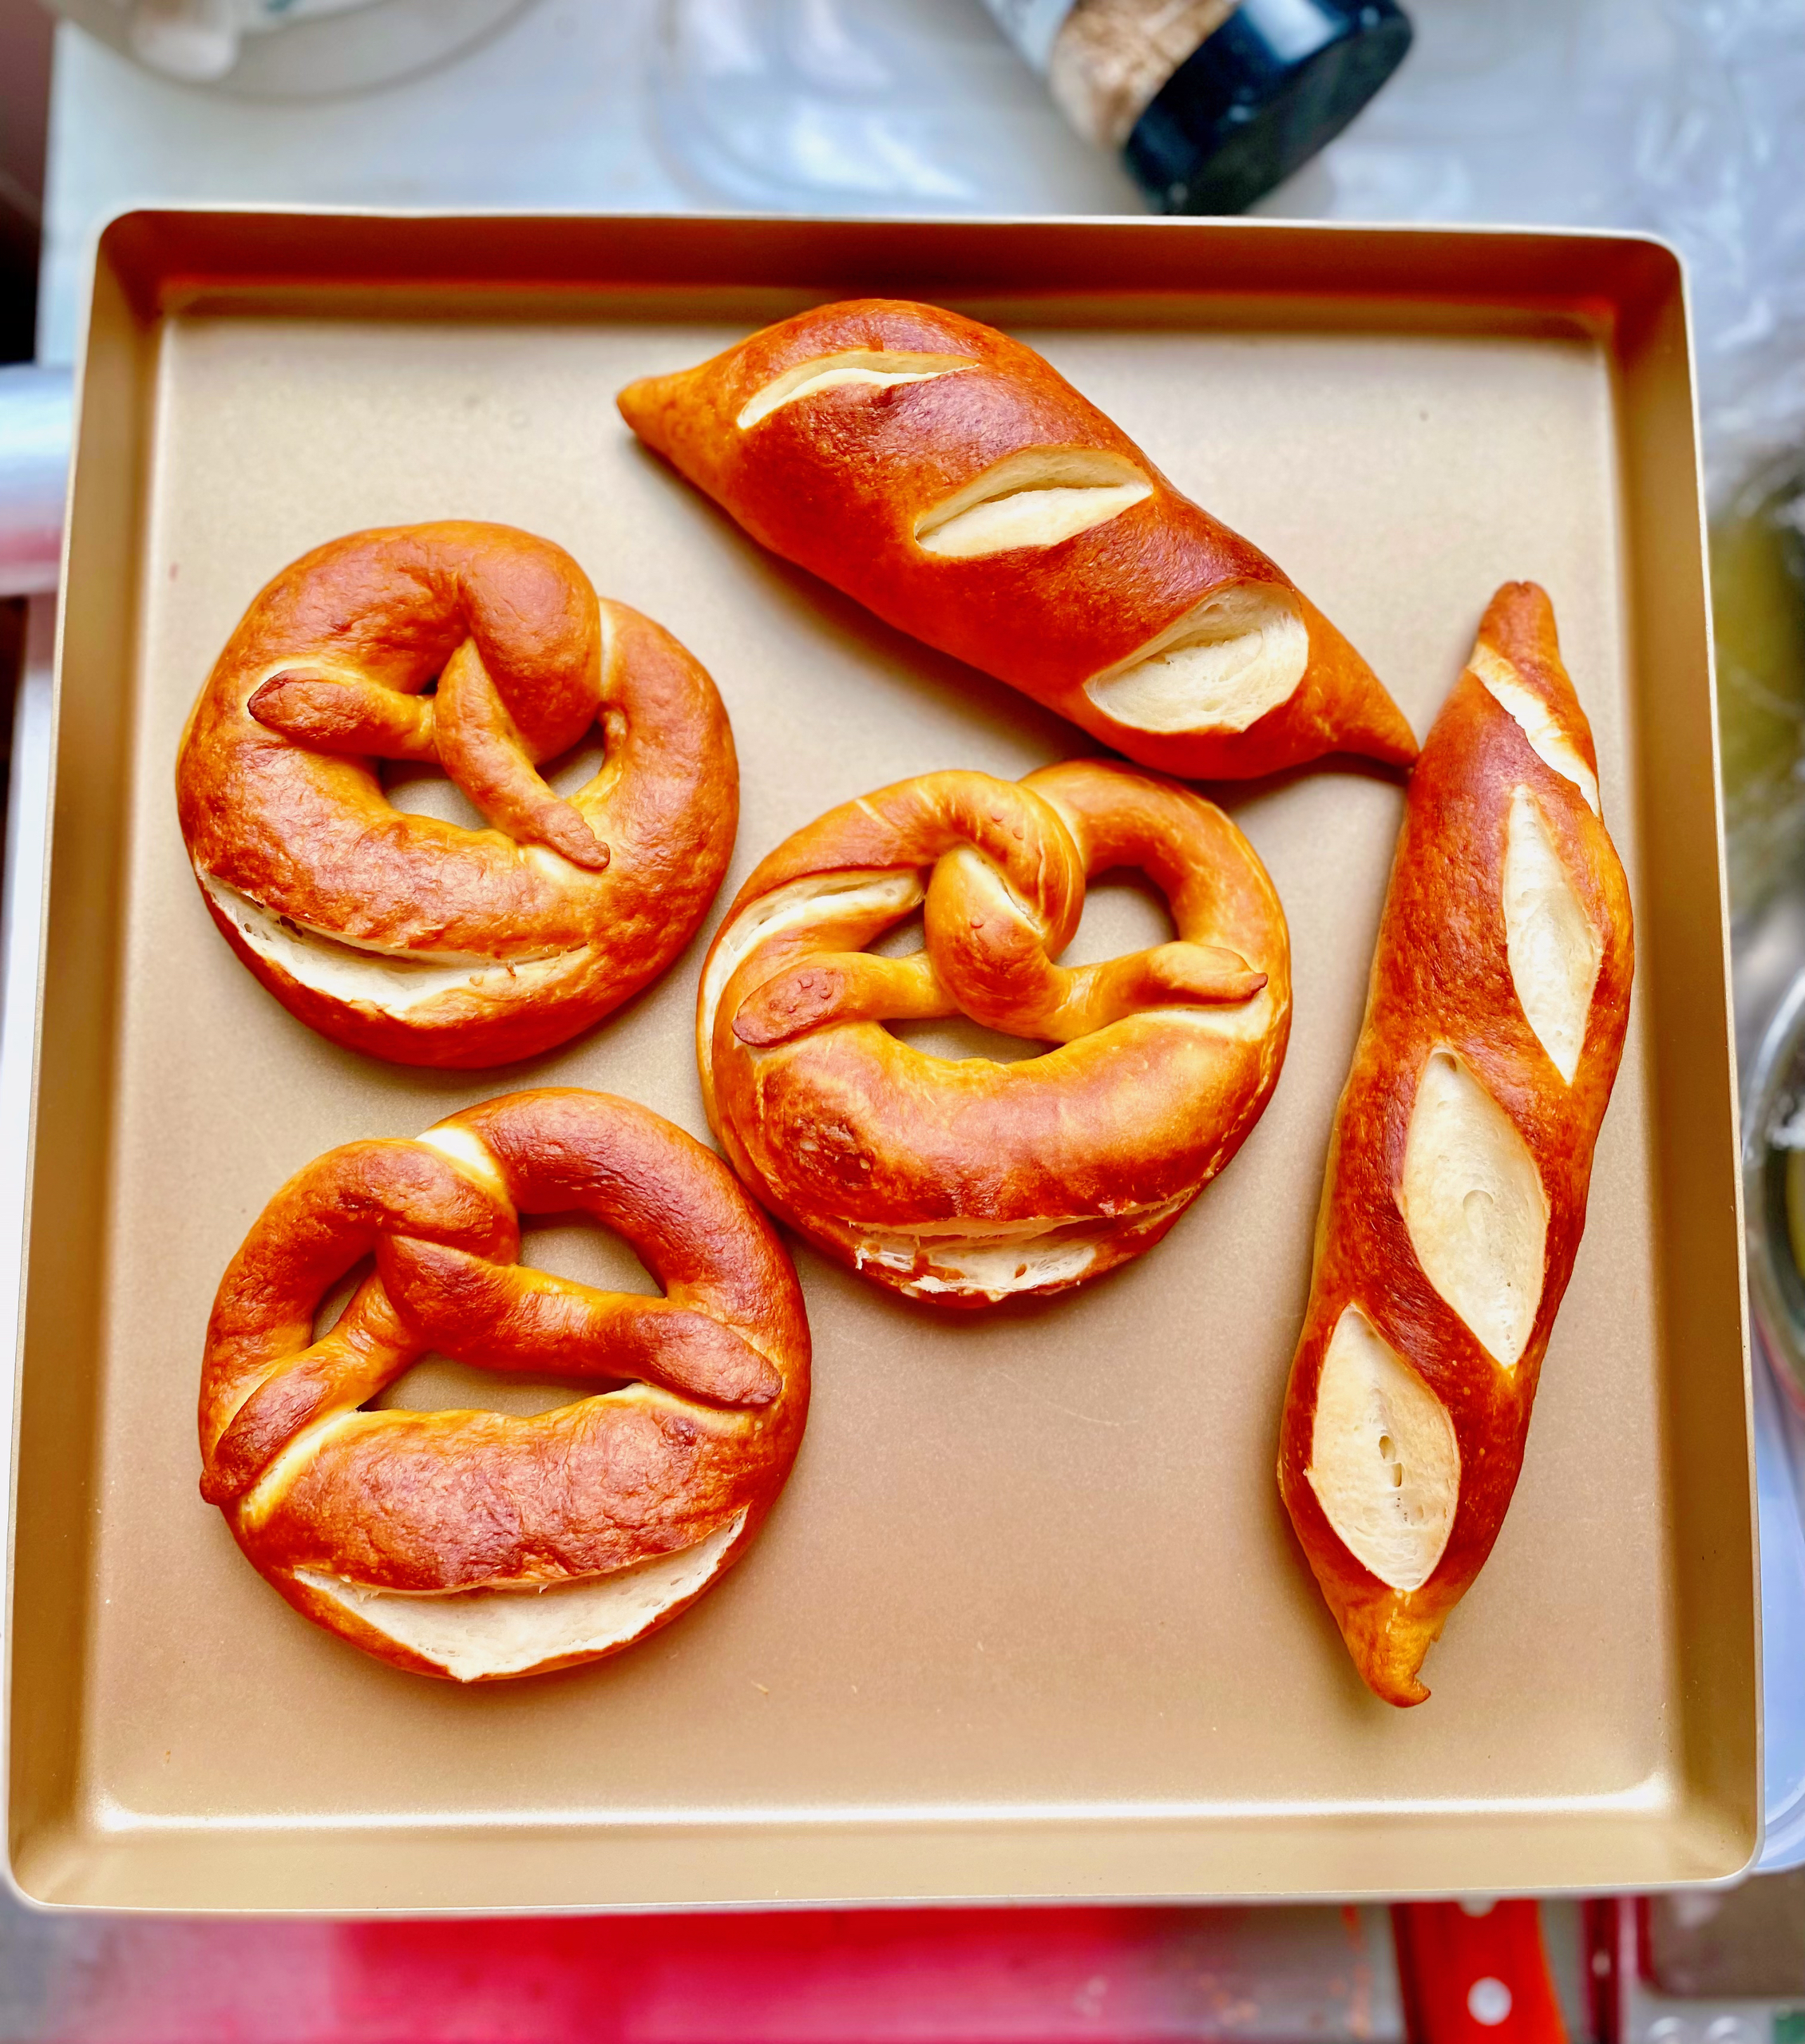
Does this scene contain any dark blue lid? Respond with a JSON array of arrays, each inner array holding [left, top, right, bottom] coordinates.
[[1124, 0, 1412, 216]]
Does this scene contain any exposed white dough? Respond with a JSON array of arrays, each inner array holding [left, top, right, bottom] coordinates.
[[914, 448, 1151, 559], [877, 1235, 1099, 1297], [1306, 1305, 1459, 1592], [853, 1225, 1099, 1298], [1503, 783, 1601, 1083], [921, 483, 1150, 559], [735, 351, 974, 430], [200, 872, 585, 1017], [295, 1512, 746, 1682], [417, 1124, 511, 1202], [1401, 1049, 1548, 1369], [1471, 644, 1601, 814], [238, 1411, 361, 1526], [849, 1193, 1192, 1301], [1083, 584, 1308, 735]]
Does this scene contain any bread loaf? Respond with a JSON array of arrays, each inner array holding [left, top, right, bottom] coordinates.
[[1277, 583, 1634, 1705], [619, 299, 1415, 781]]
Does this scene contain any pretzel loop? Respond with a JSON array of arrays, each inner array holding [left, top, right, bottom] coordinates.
[[699, 759, 1292, 1305], [199, 1090, 809, 1682], [733, 770, 1265, 1056]]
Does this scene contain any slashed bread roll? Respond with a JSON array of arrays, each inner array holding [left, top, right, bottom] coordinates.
[[619, 299, 1415, 781], [1277, 583, 1634, 1705]]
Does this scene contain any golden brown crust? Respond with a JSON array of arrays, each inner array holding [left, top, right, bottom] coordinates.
[[198, 1089, 809, 1681], [176, 522, 738, 1068], [619, 299, 1415, 779], [1277, 584, 1635, 1705], [698, 757, 1290, 1305]]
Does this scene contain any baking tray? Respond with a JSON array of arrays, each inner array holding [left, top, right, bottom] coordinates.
[[4, 210, 1754, 1911]]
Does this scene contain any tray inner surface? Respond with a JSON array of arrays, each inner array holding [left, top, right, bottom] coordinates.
[[7, 220, 1752, 1908]]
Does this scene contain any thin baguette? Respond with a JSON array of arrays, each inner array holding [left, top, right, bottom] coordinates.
[[1277, 582, 1634, 1705]]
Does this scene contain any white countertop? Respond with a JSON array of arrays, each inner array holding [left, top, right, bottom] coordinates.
[[38, 0, 683, 363], [35, 0, 1139, 364]]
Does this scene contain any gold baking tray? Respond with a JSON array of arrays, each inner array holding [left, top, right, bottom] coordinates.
[[6, 210, 1754, 1910]]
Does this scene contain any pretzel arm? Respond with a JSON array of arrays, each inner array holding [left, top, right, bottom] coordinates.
[[247, 671, 438, 760], [732, 949, 952, 1048], [204, 1275, 421, 1506], [1041, 942, 1266, 1042], [378, 1236, 782, 1409], [433, 640, 611, 872]]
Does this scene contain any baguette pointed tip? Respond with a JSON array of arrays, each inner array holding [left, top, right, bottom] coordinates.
[[616, 369, 686, 453], [1294, 595, 1419, 770], [1342, 1602, 1439, 1707], [1479, 579, 1562, 674]]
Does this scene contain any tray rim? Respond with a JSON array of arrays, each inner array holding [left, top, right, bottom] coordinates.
[[2, 205, 1759, 1913]]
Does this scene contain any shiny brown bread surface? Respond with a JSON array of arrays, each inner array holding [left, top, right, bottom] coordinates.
[[618, 299, 1415, 780], [198, 1089, 810, 1682], [699, 757, 1291, 1305], [1277, 584, 1634, 1705], [176, 521, 738, 1068]]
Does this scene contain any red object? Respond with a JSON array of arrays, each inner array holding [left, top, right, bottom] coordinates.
[[1393, 1900, 1568, 2044], [0, 1900, 1391, 2042]]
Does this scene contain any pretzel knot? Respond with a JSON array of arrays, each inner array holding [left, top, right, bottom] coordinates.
[[176, 521, 738, 1069], [699, 759, 1292, 1305], [198, 1090, 809, 1682]]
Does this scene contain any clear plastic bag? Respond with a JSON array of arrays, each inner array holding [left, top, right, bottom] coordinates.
[[653, 0, 1805, 506], [650, 0, 1140, 216], [1287, 0, 1805, 510]]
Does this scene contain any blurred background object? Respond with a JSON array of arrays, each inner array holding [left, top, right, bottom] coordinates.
[[652, 0, 1415, 220], [0, 364, 68, 597], [1100, 0, 1414, 215], [0, 0, 49, 363], [33, 0, 535, 93], [651, 0, 1143, 214], [1647, 1870, 1805, 2001], [0, 1895, 1558, 2044], [3, 1889, 1804, 2042], [1717, 458, 1805, 921]]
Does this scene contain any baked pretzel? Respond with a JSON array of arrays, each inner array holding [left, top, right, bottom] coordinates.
[[699, 758, 1290, 1305], [619, 299, 1415, 781], [1277, 584, 1633, 1705], [176, 522, 738, 1068], [199, 1089, 809, 1682]]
